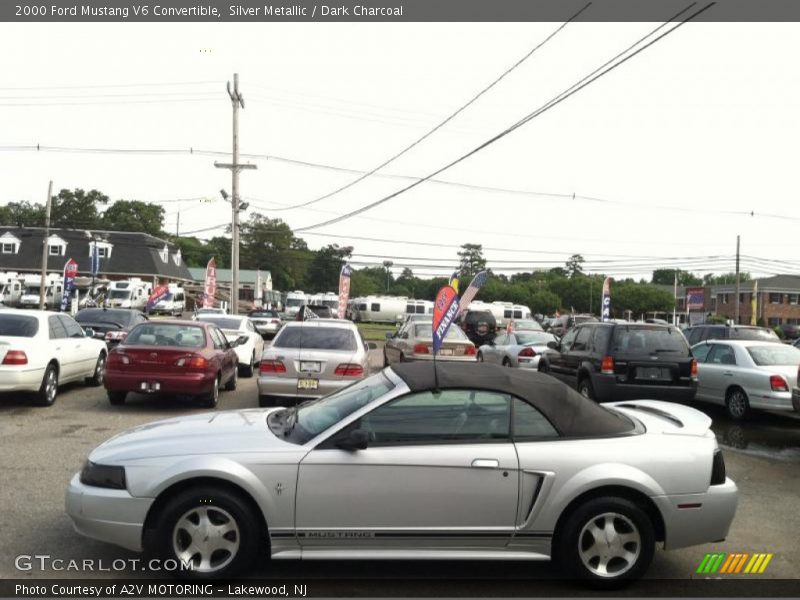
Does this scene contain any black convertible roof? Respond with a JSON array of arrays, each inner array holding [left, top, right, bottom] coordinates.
[[390, 362, 633, 437]]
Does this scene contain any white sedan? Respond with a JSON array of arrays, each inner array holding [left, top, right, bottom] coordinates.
[[195, 314, 264, 376], [0, 309, 108, 406]]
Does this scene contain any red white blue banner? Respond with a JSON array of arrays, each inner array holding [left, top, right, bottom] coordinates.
[[203, 258, 217, 308], [432, 285, 459, 355], [601, 277, 612, 322], [337, 264, 352, 319], [456, 270, 488, 317], [60, 258, 78, 312], [146, 285, 170, 313]]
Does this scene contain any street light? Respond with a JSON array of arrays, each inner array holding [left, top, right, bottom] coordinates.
[[383, 260, 393, 292]]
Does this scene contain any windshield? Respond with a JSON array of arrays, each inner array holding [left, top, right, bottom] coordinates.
[[199, 317, 243, 330], [109, 290, 131, 300], [747, 345, 800, 366], [516, 331, 556, 345], [611, 326, 689, 355], [76, 309, 132, 326], [413, 324, 466, 340], [251, 311, 278, 318], [274, 326, 357, 351], [24, 286, 41, 295], [290, 373, 394, 441], [286, 298, 304, 307], [731, 327, 779, 341], [125, 324, 205, 347], [323, 299, 339, 309], [0, 315, 39, 337]]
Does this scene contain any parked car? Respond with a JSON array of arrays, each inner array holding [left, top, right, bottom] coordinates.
[[248, 309, 283, 338], [777, 322, 800, 340], [691, 340, 800, 420], [0, 309, 107, 406], [478, 330, 558, 369], [508, 319, 544, 331], [794, 338, 800, 350], [458, 309, 497, 347], [296, 304, 334, 320], [384, 320, 476, 365], [549, 314, 598, 337], [539, 322, 697, 402], [257, 319, 371, 407], [67, 361, 738, 584], [192, 307, 226, 320], [683, 324, 779, 346], [75, 308, 148, 347], [103, 320, 241, 408], [195, 314, 264, 376]]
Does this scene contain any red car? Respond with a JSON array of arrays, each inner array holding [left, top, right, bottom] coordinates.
[[104, 320, 242, 408]]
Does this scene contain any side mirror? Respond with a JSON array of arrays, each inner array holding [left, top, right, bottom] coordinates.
[[546, 341, 559, 350], [336, 429, 369, 451], [83, 327, 95, 338], [235, 335, 249, 347]]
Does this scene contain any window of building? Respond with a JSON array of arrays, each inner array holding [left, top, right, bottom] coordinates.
[[0, 233, 21, 254], [159, 245, 169, 262], [769, 293, 782, 304], [1, 243, 15, 254], [786, 318, 800, 326], [172, 251, 182, 266], [789, 294, 799, 305], [767, 317, 782, 326], [48, 245, 63, 256], [719, 293, 729, 304]]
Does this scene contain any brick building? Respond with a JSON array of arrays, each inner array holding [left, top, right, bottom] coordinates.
[[711, 275, 800, 327]]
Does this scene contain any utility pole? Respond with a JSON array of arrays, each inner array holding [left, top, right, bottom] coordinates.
[[215, 73, 256, 314], [383, 260, 393, 292], [39, 181, 53, 310], [734, 235, 740, 324], [176, 211, 180, 238]]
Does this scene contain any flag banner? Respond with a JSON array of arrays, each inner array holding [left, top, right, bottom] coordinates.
[[60, 258, 78, 312], [203, 258, 217, 308], [337, 264, 353, 319], [433, 285, 460, 356], [90, 243, 100, 276], [751, 281, 758, 326], [601, 277, 612, 322], [297, 305, 320, 321], [686, 287, 705, 311], [146, 285, 170, 313], [455, 270, 488, 316], [448, 271, 460, 294], [255, 269, 263, 306]]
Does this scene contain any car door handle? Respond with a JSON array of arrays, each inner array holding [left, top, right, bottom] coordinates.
[[471, 458, 500, 468], [723, 371, 734, 376]]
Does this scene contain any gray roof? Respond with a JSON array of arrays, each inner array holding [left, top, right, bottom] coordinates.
[[711, 275, 800, 293], [0, 227, 192, 281], [188, 267, 271, 285]]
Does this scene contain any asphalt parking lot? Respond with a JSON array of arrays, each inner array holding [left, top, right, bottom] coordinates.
[[0, 344, 798, 592]]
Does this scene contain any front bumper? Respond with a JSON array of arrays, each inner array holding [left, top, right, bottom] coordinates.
[[104, 370, 215, 396], [591, 373, 697, 403], [654, 477, 738, 550], [257, 374, 357, 399], [65, 474, 152, 552]]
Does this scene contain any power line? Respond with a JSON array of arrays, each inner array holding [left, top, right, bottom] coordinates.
[[293, 3, 714, 233], [0, 80, 219, 91], [275, 4, 591, 213]]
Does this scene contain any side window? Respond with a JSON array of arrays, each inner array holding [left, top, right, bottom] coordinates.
[[504, 309, 512, 319], [59, 315, 84, 338], [560, 328, 578, 351], [691, 343, 713, 363], [371, 303, 380, 312], [571, 326, 592, 351], [48, 316, 67, 339], [208, 327, 226, 349], [592, 327, 611, 354], [698, 327, 714, 342], [707, 344, 737, 366], [359, 389, 511, 445], [685, 329, 698, 345], [494, 333, 508, 346], [512, 398, 559, 439]]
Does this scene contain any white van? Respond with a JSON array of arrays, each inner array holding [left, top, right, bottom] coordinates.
[[283, 290, 307, 318], [19, 274, 63, 310], [491, 301, 533, 326], [151, 284, 186, 316], [106, 278, 152, 310], [0, 273, 23, 307]]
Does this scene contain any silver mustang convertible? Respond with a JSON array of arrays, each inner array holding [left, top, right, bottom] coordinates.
[[66, 363, 737, 585]]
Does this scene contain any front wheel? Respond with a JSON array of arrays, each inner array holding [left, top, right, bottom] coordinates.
[[725, 388, 750, 420], [241, 353, 255, 378], [556, 496, 655, 587], [148, 485, 263, 580], [108, 391, 126, 405]]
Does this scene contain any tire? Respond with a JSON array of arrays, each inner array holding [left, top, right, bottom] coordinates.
[[258, 395, 275, 408], [399, 353, 406, 363], [555, 496, 655, 588], [725, 387, 750, 420], [476, 352, 484, 363], [502, 357, 512, 368], [33, 364, 58, 407], [225, 368, 238, 391], [108, 391, 127, 405], [86, 352, 106, 387], [539, 361, 550, 374], [383, 351, 389, 367], [578, 377, 595, 401], [147, 485, 263, 580], [241, 353, 255, 378], [201, 375, 220, 409]]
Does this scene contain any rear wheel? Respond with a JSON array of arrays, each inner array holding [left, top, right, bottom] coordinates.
[[556, 496, 655, 588], [502, 357, 512, 367], [476, 352, 484, 362], [578, 377, 595, 401], [87, 352, 106, 386], [725, 387, 750, 420], [201, 375, 220, 409], [539, 361, 550, 373], [241, 352, 255, 378], [33, 364, 58, 407], [108, 391, 127, 405]]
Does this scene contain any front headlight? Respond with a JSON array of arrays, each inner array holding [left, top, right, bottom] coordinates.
[[80, 461, 126, 490]]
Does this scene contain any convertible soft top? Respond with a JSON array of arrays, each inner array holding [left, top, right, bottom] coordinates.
[[390, 361, 634, 437]]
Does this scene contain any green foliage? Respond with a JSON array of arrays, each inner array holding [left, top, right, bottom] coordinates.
[[565, 254, 585, 278], [703, 272, 751, 285], [652, 268, 702, 286], [774, 326, 785, 339], [305, 244, 352, 293], [706, 315, 729, 324], [0, 201, 45, 227], [51, 188, 108, 229], [457, 243, 486, 281], [102, 200, 165, 236], [239, 214, 310, 290]]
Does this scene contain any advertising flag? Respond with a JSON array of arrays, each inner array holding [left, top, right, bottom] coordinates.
[[751, 280, 758, 326], [455, 270, 488, 316], [433, 285, 460, 356], [146, 285, 170, 313], [90, 243, 100, 276], [448, 271, 460, 294], [337, 263, 353, 319], [60, 258, 78, 312], [601, 277, 612, 322], [203, 258, 217, 309]]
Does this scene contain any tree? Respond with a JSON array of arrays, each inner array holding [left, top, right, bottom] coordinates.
[[565, 254, 585, 278], [0, 201, 45, 227], [457, 243, 487, 282], [703, 272, 751, 285], [652, 269, 702, 286], [239, 214, 309, 290], [51, 188, 108, 229], [102, 200, 165, 236], [305, 244, 353, 292]]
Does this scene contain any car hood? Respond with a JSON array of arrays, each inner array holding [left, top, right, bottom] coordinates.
[[89, 408, 292, 463]]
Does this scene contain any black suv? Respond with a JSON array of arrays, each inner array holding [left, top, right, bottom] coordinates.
[[459, 309, 497, 347], [683, 324, 778, 346], [539, 322, 697, 402]]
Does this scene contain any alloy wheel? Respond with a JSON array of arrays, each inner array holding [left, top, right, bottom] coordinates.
[[172, 506, 240, 574], [727, 390, 748, 419], [578, 512, 641, 578], [46, 369, 58, 403]]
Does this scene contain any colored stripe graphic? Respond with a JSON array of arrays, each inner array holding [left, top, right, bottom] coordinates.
[[719, 553, 735, 573], [758, 554, 774, 574], [697, 552, 773, 575], [733, 553, 750, 573]]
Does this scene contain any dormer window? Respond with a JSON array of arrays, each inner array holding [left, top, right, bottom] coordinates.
[[2, 243, 15, 254], [0, 232, 21, 254], [159, 245, 169, 262], [47, 234, 67, 257], [49, 245, 64, 256], [172, 249, 182, 266], [88, 240, 113, 259]]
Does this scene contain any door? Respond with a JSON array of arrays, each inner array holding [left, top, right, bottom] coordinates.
[[483, 333, 508, 364], [48, 316, 78, 380], [562, 325, 593, 386], [208, 326, 236, 382], [296, 389, 519, 550], [59, 315, 97, 377], [699, 343, 737, 404], [548, 327, 578, 379]]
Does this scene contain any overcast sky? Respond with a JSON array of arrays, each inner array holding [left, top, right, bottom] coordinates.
[[1, 21, 798, 281]]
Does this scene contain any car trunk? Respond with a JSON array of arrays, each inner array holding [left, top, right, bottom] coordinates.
[[114, 346, 200, 373], [269, 347, 360, 381], [414, 341, 472, 357], [613, 351, 694, 386]]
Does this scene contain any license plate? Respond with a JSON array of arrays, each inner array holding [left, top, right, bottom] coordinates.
[[300, 361, 321, 373], [636, 367, 670, 380], [139, 381, 161, 393], [297, 378, 319, 390], [439, 348, 453, 356]]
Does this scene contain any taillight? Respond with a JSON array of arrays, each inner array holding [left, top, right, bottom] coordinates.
[[690, 358, 698, 381], [2, 350, 28, 365], [105, 331, 127, 341], [413, 343, 430, 355], [271, 319, 281, 325], [335, 363, 364, 377], [710, 449, 726, 485], [107, 352, 130, 366], [518, 347, 536, 357], [601, 355, 614, 374], [259, 360, 286, 374], [769, 375, 789, 392], [464, 345, 477, 356], [175, 356, 208, 369]]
